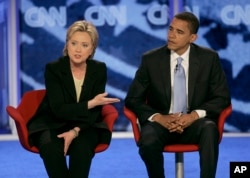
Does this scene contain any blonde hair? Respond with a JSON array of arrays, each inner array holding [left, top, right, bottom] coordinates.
[[63, 20, 99, 58]]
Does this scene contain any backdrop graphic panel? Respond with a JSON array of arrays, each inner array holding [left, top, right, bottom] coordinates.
[[19, 0, 250, 132], [0, 0, 10, 133]]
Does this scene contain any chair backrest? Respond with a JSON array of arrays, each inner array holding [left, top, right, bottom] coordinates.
[[17, 89, 46, 124]]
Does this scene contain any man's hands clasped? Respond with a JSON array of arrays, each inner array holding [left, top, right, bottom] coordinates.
[[153, 111, 199, 134]]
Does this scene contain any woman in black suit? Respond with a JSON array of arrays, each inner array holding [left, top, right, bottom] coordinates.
[[27, 20, 120, 178]]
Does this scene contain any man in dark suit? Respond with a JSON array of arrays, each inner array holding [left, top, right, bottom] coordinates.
[[125, 12, 231, 178]]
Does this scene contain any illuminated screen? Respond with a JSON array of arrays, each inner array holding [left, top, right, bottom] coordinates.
[[19, 0, 250, 132]]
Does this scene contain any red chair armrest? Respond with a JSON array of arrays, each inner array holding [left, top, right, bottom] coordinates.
[[218, 104, 232, 142], [6, 106, 39, 153], [6, 106, 25, 124], [123, 107, 140, 142], [94, 105, 118, 153], [101, 104, 118, 131]]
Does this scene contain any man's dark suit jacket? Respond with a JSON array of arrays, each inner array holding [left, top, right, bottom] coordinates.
[[125, 43, 231, 125], [28, 56, 111, 145]]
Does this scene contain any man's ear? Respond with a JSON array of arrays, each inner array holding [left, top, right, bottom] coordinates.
[[190, 34, 198, 43]]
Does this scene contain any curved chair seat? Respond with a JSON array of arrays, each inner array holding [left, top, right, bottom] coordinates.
[[6, 89, 118, 154]]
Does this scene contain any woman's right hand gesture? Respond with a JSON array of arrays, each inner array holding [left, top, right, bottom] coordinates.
[[88, 92, 120, 109]]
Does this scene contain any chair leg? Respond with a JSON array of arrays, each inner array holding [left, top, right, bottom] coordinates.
[[175, 152, 184, 178]]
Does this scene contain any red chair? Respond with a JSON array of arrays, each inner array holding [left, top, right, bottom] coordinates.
[[123, 104, 232, 178], [6, 89, 119, 153]]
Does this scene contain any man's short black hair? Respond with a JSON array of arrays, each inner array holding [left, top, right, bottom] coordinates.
[[174, 12, 200, 34]]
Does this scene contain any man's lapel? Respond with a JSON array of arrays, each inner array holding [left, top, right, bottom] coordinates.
[[188, 45, 200, 110], [159, 48, 171, 103]]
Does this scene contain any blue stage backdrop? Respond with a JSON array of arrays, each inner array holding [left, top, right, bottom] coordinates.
[[0, 0, 10, 133], [19, 0, 250, 132]]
